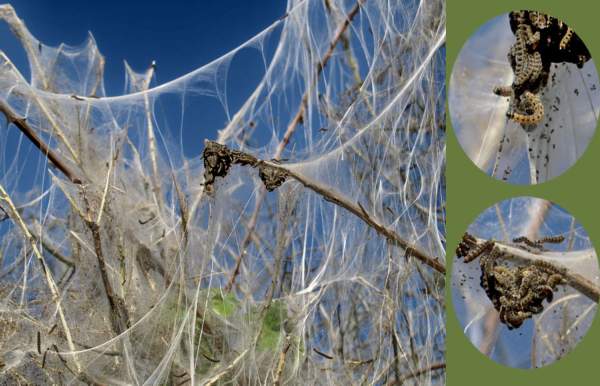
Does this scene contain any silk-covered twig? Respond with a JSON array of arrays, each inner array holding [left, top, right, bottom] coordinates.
[[202, 140, 445, 276]]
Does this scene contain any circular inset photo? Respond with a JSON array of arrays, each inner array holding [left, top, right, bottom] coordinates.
[[452, 197, 599, 368], [449, 11, 599, 184]]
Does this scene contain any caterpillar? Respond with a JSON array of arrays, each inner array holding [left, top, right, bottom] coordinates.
[[511, 28, 530, 86], [512, 235, 543, 249], [455, 232, 477, 258], [528, 51, 543, 82], [559, 27, 573, 50], [539, 235, 565, 244], [508, 91, 544, 125], [464, 239, 495, 263], [547, 273, 565, 287], [493, 85, 512, 97]]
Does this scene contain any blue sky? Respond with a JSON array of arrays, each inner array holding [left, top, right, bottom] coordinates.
[[1, 1, 287, 172], [2, 1, 285, 95]]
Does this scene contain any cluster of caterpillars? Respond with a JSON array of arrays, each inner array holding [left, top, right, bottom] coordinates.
[[202, 140, 289, 194], [456, 232, 566, 329], [493, 10, 591, 127]]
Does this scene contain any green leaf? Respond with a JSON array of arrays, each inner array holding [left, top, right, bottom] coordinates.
[[210, 290, 238, 318], [257, 300, 285, 351]]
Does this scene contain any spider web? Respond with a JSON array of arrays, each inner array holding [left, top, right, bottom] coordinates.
[[0, 0, 445, 384]]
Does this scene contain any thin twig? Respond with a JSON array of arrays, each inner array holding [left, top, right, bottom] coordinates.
[[273, 336, 291, 386], [0, 100, 82, 184], [313, 347, 333, 359], [82, 192, 131, 333], [81, 189, 140, 384], [127, 61, 162, 200], [172, 173, 190, 247], [30, 221, 76, 268], [390, 319, 403, 384], [203, 349, 249, 386]]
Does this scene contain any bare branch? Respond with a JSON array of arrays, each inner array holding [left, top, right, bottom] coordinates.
[[0, 100, 82, 184]]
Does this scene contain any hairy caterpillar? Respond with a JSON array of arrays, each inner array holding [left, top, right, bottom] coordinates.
[[559, 27, 573, 50], [456, 232, 477, 258], [508, 91, 544, 125], [464, 239, 495, 263]]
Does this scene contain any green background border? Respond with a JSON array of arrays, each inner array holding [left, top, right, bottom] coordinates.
[[446, 0, 600, 384]]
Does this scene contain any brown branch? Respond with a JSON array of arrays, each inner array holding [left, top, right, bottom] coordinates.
[[0, 100, 82, 184], [204, 141, 445, 276], [282, 168, 445, 273], [80, 189, 130, 335], [273, 336, 292, 386], [87, 218, 131, 333]]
